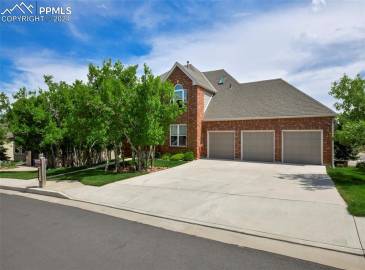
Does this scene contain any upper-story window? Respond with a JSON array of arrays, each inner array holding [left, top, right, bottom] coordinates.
[[174, 84, 187, 105]]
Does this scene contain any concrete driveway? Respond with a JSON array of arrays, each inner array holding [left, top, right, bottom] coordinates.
[[65, 159, 364, 255]]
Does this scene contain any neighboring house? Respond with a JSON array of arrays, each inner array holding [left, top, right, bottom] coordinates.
[[2, 132, 26, 162], [160, 62, 336, 165]]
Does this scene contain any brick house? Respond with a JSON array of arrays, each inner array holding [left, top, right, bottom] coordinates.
[[160, 62, 336, 166]]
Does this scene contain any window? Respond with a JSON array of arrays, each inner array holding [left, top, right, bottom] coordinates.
[[174, 84, 187, 104], [170, 124, 187, 147]]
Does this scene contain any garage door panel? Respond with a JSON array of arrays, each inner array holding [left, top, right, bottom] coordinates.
[[283, 131, 322, 165], [242, 131, 274, 162], [208, 132, 235, 160]]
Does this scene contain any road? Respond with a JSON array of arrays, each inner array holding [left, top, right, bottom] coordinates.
[[0, 193, 337, 270]]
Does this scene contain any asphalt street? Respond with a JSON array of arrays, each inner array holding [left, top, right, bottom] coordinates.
[[0, 193, 337, 270]]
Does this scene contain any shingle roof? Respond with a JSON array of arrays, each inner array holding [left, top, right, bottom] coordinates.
[[203, 70, 336, 120], [161, 63, 336, 120], [160, 62, 217, 93]]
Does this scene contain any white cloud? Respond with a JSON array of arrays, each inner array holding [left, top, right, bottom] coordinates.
[[312, 0, 327, 12], [67, 22, 90, 42], [0, 50, 88, 95], [132, 2, 169, 29], [133, 0, 365, 110]]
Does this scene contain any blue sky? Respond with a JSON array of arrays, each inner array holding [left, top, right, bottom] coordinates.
[[0, 0, 364, 109]]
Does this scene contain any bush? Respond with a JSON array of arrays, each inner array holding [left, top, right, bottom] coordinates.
[[154, 152, 162, 159], [170, 153, 184, 161], [161, 153, 171, 160], [183, 151, 194, 161], [356, 162, 365, 169], [0, 144, 9, 161], [334, 141, 358, 160]]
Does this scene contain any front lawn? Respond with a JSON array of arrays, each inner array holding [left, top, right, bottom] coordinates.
[[52, 159, 188, 186], [0, 171, 38, 179], [327, 167, 365, 216], [52, 168, 145, 186], [0, 165, 93, 180]]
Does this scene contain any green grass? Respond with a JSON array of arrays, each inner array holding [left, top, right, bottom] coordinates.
[[0, 159, 188, 186], [52, 159, 187, 186], [52, 168, 146, 186], [0, 165, 96, 180], [0, 171, 38, 179], [327, 167, 365, 216], [0, 161, 17, 169]]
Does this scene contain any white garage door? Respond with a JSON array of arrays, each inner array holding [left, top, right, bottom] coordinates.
[[241, 131, 275, 162], [208, 131, 235, 160], [282, 130, 322, 165]]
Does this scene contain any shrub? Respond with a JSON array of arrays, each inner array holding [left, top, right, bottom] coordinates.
[[154, 152, 162, 159], [334, 141, 358, 160], [0, 144, 9, 161], [356, 162, 365, 169], [170, 153, 184, 161], [183, 151, 194, 161], [161, 153, 171, 160]]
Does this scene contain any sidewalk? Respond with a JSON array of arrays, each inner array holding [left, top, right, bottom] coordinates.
[[1, 174, 365, 257]]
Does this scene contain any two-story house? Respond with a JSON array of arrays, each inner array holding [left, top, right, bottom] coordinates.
[[160, 62, 336, 165]]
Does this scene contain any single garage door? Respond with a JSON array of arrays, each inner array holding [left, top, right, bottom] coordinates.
[[282, 130, 322, 165], [208, 131, 235, 159], [241, 131, 274, 162]]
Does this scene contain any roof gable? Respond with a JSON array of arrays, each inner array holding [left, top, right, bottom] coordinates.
[[160, 62, 217, 94]]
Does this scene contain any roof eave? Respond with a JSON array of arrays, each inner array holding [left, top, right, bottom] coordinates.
[[203, 114, 336, 122], [161, 62, 217, 93]]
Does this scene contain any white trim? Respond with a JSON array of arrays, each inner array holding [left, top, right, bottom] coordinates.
[[163, 62, 196, 85], [174, 86, 187, 104], [240, 130, 275, 162], [204, 115, 335, 122], [162, 62, 217, 94], [204, 91, 213, 112], [281, 129, 323, 165], [170, 124, 187, 147], [207, 130, 235, 159]]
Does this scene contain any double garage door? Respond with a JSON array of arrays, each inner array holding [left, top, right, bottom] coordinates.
[[207, 130, 322, 165]]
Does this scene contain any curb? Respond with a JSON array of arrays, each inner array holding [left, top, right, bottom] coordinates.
[[1, 185, 363, 257], [0, 185, 70, 199], [71, 197, 365, 257]]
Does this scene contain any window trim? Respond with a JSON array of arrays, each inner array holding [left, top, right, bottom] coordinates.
[[174, 84, 187, 104], [170, 124, 187, 147]]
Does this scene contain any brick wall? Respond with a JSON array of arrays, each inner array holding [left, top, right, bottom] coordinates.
[[160, 66, 205, 158], [202, 117, 334, 165]]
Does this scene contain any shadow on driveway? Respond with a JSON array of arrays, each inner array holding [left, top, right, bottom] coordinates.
[[277, 174, 335, 191]]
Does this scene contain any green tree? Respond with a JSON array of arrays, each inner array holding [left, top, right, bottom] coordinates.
[[125, 65, 184, 170], [330, 74, 365, 150], [88, 60, 138, 171], [0, 92, 10, 161], [7, 88, 49, 159]]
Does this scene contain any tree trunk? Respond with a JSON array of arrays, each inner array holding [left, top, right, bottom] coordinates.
[[114, 144, 120, 172], [151, 145, 155, 168], [104, 150, 110, 172]]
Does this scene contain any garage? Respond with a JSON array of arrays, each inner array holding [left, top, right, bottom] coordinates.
[[207, 131, 235, 159], [282, 130, 322, 165], [241, 131, 275, 162]]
